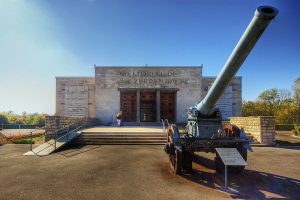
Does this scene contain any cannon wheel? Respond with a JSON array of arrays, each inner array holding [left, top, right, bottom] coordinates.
[[182, 151, 193, 173], [169, 147, 182, 174], [166, 124, 183, 174], [223, 124, 240, 137]]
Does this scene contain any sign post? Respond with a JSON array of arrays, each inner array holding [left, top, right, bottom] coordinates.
[[215, 148, 247, 190]]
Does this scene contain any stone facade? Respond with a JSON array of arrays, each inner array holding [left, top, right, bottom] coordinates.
[[202, 77, 242, 118], [95, 67, 202, 124], [55, 66, 243, 124], [56, 77, 95, 118], [230, 116, 275, 145]]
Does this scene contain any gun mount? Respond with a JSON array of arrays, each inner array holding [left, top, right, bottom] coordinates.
[[165, 6, 278, 174]]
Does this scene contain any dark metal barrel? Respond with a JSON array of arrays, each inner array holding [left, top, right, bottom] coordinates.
[[196, 6, 278, 116]]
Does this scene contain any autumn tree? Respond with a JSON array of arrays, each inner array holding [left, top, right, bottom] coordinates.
[[293, 77, 300, 123], [0, 114, 9, 124], [257, 88, 280, 116]]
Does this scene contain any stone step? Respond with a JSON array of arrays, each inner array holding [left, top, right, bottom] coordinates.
[[77, 137, 166, 141], [75, 141, 166, 145], [74, 130, 167, 145], [81, 132, 166, 136], [78, 135, 167, 140], [80, 133, 167, 137]]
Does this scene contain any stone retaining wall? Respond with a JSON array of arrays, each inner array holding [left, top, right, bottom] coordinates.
[[45, 116, 97, 140], [230, 116, 275, 145]]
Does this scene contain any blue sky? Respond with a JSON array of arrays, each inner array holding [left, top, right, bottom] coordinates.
[[0, 0, 299, 114]]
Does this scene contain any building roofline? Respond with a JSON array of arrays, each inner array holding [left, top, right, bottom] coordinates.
[[203, 76, 242, 79], [94, 65, 203, 69], [55, 76, 94, 79]]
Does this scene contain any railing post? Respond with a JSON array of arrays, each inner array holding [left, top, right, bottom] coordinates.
[[55, 132, 57, 150], [166, 119, 169, 126], [161, 119, 166, 133], [30, 131, 33, 151]]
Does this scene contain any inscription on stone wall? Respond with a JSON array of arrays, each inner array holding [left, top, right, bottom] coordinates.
[[216, 86, 233, 119], [207, 85, 233, 119], [64, 86, 88, 117], [114, 70, 197, 88]]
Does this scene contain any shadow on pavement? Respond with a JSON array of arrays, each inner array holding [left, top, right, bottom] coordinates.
[[179, 154, 300, 199], [274, 146, 300, 150], [57, 145, 101, 157]]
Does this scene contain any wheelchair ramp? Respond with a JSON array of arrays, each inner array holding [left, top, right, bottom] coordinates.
[[23, 130, 79, 156]]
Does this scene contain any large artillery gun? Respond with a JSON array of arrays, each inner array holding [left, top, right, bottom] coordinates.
[[165, 6, 278, 174]]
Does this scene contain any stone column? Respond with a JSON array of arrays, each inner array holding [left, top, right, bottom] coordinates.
[[156, 90, 160, 123], [137, 90, 140, 123]]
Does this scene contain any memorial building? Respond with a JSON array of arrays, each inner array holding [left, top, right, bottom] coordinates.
[[55, 66, 242, 125]]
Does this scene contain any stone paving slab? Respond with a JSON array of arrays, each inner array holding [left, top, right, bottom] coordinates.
[[0, 145, 299, 200]]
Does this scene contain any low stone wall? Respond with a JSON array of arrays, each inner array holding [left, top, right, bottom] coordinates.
[[45, 116, 97, 140], [230, 116, 275, 145]]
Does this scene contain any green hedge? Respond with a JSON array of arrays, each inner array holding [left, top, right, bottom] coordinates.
[[11, 138, 35, 144], [275, 124, 295, 131], [293, 125, 300, 136]]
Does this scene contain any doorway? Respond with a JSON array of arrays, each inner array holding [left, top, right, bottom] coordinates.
[[120, 92, 136, 122], [160, 92, 175, 122], [140, 92, 156, 122]]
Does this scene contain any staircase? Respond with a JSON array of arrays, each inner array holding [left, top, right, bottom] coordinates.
[[74, 127, 167, 145]]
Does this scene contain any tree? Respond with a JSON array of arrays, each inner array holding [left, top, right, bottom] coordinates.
[[278, 89, 292, 107], [293, 77, 300, 123], [0, 114, 9, 124], [258, 88, 280, 116]]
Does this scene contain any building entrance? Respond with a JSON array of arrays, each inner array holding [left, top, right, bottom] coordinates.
[[140, 92, 156, 122], [120, 90, 176, 123], [160, 92, 175, 122], [120, 92, 136, 122]]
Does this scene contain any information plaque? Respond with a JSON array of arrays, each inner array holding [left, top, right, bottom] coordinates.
[[215, 148, 247, 190], [215, 148, 247, 166]]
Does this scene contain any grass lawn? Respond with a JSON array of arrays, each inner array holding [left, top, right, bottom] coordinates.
[[10, 135, 45, 144]]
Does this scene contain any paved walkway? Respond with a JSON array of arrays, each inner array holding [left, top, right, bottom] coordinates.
[[0, 129, 44, 137], [0, 144, 299, 200], [276, 131, 300, 144]]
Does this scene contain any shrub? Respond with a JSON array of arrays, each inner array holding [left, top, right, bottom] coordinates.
[[275, 124, 295, 131], [293, 125, 300, 136], [11, 138, 35, 144]]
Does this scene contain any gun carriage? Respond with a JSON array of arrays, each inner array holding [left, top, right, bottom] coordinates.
[[164, 6, 278, 174]]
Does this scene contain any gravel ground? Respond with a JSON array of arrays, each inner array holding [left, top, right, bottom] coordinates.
[[0, 129, 44, 137], [0, 144, 299, 200]]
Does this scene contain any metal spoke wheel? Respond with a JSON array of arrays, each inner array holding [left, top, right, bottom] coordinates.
[[169, 147, 182, 174]]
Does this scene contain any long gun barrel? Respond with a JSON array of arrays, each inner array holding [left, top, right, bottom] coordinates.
[[196, 6, 278, 116]]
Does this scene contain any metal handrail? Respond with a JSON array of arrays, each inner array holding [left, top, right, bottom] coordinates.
[[161, 119, 166, 133], [27, 122, 57, 151], [56, 126, 82, 142], [29, 118, 86, 151], [31, 125, 84, 155], [29, 119, 86, 155], [51, 119, 86, 150], [165, 119, 169, 126], [161, 119, 170, 133]]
